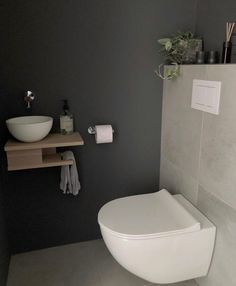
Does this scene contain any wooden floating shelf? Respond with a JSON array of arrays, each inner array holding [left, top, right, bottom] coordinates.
[[5, 132, 84, 151], [4, 132, 84, 171]]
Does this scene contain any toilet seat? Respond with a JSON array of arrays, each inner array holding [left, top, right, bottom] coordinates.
[[98, 189, 216, 284], [98, 189, 201, 239]]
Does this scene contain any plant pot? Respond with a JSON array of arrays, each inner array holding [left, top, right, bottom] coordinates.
[[181, 39, 203, 64]]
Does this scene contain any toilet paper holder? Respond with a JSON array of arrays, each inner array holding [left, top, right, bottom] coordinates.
[[88, 126, 114, 135]]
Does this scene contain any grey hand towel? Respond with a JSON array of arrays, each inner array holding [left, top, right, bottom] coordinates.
[[60, 151, 81, 196]]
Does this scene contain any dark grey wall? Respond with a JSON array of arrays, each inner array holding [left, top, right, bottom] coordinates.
[[0, 90, 11, 285], [0, 193, 9, 285], [0, 185, 10, 284], [0, 5, 11, 285], [196, 0, 236, 51], [1, 0, 197, 254]]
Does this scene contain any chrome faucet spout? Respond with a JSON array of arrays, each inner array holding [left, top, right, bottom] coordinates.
[[24, 91, 35, 109]]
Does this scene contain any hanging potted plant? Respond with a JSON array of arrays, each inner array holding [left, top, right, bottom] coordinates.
[[156, 31, 202, 80]]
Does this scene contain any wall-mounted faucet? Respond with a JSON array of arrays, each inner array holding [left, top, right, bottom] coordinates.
[[24, 91, 35, 109]]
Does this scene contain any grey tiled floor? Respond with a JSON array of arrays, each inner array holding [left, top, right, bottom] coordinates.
[[7, 239, 197, 286]]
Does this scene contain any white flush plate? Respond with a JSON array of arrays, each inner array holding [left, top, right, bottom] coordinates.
[[191, 80, 222, 115]]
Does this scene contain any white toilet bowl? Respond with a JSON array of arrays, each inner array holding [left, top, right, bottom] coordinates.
[[98, 189, 216, 284]]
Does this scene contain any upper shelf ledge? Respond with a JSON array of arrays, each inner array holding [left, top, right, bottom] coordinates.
[[4, 132, 84, 152]]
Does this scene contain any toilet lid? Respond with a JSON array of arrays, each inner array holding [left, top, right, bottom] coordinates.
[[98, 189, 201, 239]]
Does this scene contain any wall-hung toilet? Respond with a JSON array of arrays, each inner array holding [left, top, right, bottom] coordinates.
[[98, 189, 216, 284]]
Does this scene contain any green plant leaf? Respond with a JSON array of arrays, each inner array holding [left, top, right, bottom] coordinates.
[[158, 38, 170, 45], [165, 69, 172, 77], [165, 41, 172, 51]]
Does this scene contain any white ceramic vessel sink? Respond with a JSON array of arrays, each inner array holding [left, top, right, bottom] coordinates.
[[6, 116, 53, 143]]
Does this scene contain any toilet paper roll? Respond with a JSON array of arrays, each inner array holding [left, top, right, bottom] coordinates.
[[95, 125, 113, 144]]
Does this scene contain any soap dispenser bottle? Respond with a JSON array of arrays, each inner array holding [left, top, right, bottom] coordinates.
[[60, 100, 74, 135]]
